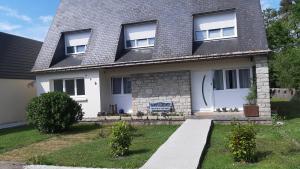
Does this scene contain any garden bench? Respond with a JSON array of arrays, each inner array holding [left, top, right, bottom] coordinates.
[[149, 101, 174, 113]]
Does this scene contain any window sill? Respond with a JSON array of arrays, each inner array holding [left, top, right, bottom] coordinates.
[[71, 96, 88, 102], [194, 36, 237, 42]]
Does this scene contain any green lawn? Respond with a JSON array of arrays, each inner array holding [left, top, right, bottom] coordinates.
[[0, 126, 52, 154], [30, 125, 178, 168], [201, 97, 300, 169]]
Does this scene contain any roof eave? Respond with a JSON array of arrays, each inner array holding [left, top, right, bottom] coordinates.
[[32, 49, 271, 73]]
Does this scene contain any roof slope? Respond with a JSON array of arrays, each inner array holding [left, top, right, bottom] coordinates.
[[0, 32, 42, 79], [33, 0, 269, 71]]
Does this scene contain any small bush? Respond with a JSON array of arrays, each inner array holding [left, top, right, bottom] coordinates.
[[109, 121, 133, 157], [27, 92, 84, 133], [227, 122, 257, 162]]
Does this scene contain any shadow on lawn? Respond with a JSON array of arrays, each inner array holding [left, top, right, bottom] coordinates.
[[197, 122, 214, 169], [255, 151, 272, 162], [0, 126, 33, 135], [129, 148, 150, 155], [62, 124, 100, 135], [272, 92, 300, 119]]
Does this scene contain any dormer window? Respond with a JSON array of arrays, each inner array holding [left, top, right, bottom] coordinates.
[[65, 30, 91, 55], [124, 22, 156, 49], [194, 11, 237, 41]]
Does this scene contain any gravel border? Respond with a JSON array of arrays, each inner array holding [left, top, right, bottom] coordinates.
[[24, 165, 117, 169]]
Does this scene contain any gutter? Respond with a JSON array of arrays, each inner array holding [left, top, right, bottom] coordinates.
[[32, 49, 271, 73]]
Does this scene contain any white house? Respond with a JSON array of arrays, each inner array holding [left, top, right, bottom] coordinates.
[[33, 0, 271, 119]]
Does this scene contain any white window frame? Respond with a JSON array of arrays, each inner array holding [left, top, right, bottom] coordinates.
[[125, 38, 155, 49], [53, 78, 85, 96], [65, 45, 87, 55], [124, 23, 156, 49], [111, 77, 132, 95], [213, 68, 252, 91], [194, 12, 238, 42]]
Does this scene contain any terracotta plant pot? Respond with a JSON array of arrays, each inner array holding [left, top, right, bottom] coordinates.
[[244, 104, 259, 117]]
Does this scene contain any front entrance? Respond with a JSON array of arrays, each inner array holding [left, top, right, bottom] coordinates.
[[111, 77, 133, 113], [191, 71, 214, 112]]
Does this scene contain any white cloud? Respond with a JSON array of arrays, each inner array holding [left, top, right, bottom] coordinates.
[[261, 0, 271, 9], [0, 5, 32, 22], [12, 25, 50, 41], [39, 15, 53, 24], [0, 22, 21, 31], [260, 0, 280, 10]]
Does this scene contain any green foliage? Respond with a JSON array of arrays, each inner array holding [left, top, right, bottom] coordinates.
[[27, 92, 84, 133], [272, 47, 300, 89], [280, 0, 296, 14], [264, 1, 300, 88], [263, 8, 279, 27], [109, 121, 133, 157], [267, 21, 294, 50], [227, 123, 257, 162], [246, 84, 257, 105]]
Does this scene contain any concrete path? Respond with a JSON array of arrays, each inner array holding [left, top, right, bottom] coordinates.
[[0, 161, 24, 169], [141, 119, 212, 169]]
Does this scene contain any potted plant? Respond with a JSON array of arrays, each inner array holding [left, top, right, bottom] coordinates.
[[244, 84, 259, 117]]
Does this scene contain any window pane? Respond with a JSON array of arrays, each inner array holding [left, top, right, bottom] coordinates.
[[66, 46, 75, 54], [126, 40, 136, 48], [112, 78, 122, 94], [65, 80, 75, 95], [123, 78, 132, 94], [208, 29, 221, 39], [148, 38, 155, 45], [195, 31, 207, 41], [213, 70, 224, 90], [76, 45, 86, 53], [225, 70, 237, 89], [53, 80, 63, 92], [223, 27, 235, 37], [239, 69, 251, 88], [76, 79, 85, 95], [137, 39, 148, 47]]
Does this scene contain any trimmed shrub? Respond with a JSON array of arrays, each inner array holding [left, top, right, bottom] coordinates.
[[227, 122, 257, 162], [27, 92, 84, 133], [109, 121, 133, 157]]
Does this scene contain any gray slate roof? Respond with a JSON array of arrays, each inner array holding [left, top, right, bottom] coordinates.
[[33, 0, 269, 72], [0, 32, 42, 79]]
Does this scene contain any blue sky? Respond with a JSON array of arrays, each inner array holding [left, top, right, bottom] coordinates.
[[0, 0, 280, 41], [0, 0, 59, 41]]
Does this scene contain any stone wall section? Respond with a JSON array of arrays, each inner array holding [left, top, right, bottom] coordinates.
[[131, 71, 192, 115], [255, 56, 271, 118]]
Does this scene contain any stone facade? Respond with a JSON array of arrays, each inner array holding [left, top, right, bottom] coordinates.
[[131, 71, 191, 115], [255, 56, 271, 118]]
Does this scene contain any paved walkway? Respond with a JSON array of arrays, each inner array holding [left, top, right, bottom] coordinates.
[[141, 119, 212, 169]]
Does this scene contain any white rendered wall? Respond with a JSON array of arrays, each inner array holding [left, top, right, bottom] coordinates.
[[102, 57, 254, 113], [36, 70, 100, 118], [0, 79, 36, 125], [99, 70, 132, 114]]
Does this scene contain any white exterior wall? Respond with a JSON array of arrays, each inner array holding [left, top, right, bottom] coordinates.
[[36, 70, 100, 118], [101, 57, 254, 113], [0, 79, 36, 126]]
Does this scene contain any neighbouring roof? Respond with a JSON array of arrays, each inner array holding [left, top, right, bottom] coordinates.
[[33, 0, 269, 72], [0, 32, 42, 79]]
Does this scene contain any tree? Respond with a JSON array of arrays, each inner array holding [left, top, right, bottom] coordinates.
[[272, 47, 300, 89], [264, 0, 300, 89], [280, 0, 295, 14], [263, 8, 279, 27], [266, 20, 293, 50]]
